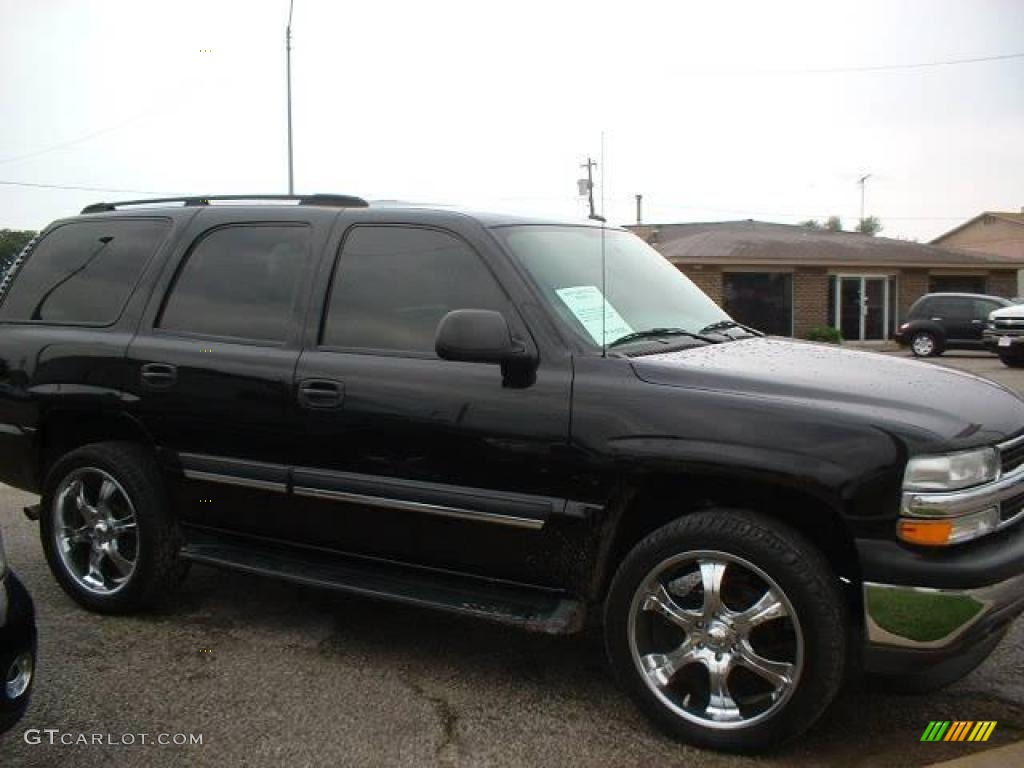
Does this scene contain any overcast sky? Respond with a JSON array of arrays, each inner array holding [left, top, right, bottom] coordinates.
[[1, 0, 1022, 241]]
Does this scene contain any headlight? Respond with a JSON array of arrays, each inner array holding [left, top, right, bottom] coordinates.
[[903, 447, 998, 492]]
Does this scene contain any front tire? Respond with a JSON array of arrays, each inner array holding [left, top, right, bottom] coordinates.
[[604, 509, 847, 753], [40, 442, 187, 614], [911, 331, 940, 357], [998, 352, 1024, 368]]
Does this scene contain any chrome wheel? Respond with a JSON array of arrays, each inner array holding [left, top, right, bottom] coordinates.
[[628, 550, 803, 730], [5, 652, 34, 699], [912, 333, 935, 356], [52, 467, 138, 594]]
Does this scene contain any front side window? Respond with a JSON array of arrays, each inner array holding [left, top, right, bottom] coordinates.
[[494, 225, 729, 347], [157, 224, 309, 343], [322, 226, 508, 354], [0, 218, 170, 325]]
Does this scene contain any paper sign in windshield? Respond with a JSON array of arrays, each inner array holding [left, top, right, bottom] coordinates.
[[555, 285, 633, 345]]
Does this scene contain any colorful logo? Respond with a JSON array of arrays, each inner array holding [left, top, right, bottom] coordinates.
[[920, 721, 997, 742]]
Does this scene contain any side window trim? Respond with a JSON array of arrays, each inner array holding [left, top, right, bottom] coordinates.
[[316, 223, 515, 358], [153, 221, 312, 346]]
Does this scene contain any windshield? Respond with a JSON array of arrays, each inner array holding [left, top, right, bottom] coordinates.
[[495, 225, 730, 347]]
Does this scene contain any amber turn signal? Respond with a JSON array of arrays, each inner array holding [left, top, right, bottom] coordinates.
[[898, 519, 953, 546]]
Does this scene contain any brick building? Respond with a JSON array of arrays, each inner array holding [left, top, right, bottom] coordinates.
[[931, 210, 1024, 295], [628, 220, 1024, 340]]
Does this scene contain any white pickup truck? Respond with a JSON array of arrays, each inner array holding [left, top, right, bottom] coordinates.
[[987, 303, 1024, 367]]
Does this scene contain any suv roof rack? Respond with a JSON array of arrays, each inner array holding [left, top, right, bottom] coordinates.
[[80, 194, 370, 214]]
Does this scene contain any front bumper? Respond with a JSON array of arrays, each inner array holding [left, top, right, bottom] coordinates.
[[984, 330, 1024, 352], [0, 571, 37, 733], [857, 519, 1024, 684]]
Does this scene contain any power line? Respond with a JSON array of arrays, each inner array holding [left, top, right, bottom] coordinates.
[[0, 180, 173, 194], [691, 51, 1024, 77]]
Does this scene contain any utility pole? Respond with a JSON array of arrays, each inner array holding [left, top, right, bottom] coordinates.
[[858, 173, 871, 225], [286, 0, 295, 195], [580, 157, 597, 219], [635, 194, 643, 225]]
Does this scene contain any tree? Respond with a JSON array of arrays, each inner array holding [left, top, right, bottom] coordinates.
[[856, 216, 882, 236], [0, 229, 37, 275], [798, 219, 822, 229], [825, 215, 842, 232]]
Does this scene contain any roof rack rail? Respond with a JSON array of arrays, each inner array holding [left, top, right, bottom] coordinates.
[[80, 194, 370, 214]]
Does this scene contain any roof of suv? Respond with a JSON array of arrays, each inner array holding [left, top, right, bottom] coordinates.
[[74, 195, 614, 230], [915, 292, 1011, 302]]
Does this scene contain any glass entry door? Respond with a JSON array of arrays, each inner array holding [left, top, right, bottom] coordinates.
[[836, 276, 889, 341]]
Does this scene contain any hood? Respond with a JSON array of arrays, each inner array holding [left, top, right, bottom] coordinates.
[[631, 337, 1024, 449], [991, 303, 1024, 320]]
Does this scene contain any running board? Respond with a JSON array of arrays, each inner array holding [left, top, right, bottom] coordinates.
[[179, 529, 585, 634]]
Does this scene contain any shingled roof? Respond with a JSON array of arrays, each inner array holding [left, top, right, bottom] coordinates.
[[628, 220, 1024, 268], [931, 211, 1024, 244]]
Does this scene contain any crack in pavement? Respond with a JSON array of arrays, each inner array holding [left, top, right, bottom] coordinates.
[[399, 669, 461, 768]]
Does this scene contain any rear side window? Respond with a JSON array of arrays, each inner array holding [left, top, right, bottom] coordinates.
[[322, 226, 508, 354], [157, 224, 309, 343], [0, 218, 169, 325]]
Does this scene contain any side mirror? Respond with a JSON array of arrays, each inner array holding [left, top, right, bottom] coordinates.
[[435, 310, 537, 385], [436, 309, 517, 363]]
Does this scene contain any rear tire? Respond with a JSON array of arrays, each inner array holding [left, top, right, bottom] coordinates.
[[998, 352, 1024, 368], [40, 442, 187, 614], [604, 509, 847, 753]]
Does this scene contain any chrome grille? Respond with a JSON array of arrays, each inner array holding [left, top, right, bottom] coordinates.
[[1002, 492, 1024, 524], [1000, 436, 1024, 476]]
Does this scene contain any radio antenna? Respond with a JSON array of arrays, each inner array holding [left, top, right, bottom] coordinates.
[[600, 131, 607, 357]]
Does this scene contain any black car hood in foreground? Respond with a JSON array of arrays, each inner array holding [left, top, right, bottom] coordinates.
[[631, 337, 1024, 449]]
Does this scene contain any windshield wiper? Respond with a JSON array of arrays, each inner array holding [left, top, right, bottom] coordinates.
[[607, 327, 718, 349], [699, 319, 764, 337]]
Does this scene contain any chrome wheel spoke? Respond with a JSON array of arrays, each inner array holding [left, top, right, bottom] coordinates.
[[82, 547, 106, 590], [735, 643, 795, 691], [729, 588, 788, 632], [97, 478, 118, 513], [698, 560, 727, 617], [111, 515, 137, 533], [103, 542, 133, 577], [640, 639, 697, 688], [705, 656, 741, 721], [642, 584, 701, 632], [75, 480, 100, 524], [63, 524, 93, 545]]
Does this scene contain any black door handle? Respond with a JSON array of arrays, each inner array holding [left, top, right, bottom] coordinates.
[[298, 379, 344, 409], [140, 362, 177, 388]]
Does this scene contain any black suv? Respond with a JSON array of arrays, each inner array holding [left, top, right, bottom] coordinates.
[[894, 292, 1012, 356], [2, 195, 1024, 753]]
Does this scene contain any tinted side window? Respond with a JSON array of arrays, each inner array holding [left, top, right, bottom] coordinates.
[[158, 224, 309, 343], [942, 298, 974, 319], [323, 226, 507, 354], [974, 299, 1001, 319], [926, 298, 960, 318], [0, 219, 170, 324], [908, 298, 931, 318]]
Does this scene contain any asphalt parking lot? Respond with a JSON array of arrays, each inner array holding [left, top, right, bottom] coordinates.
[[1, 349, 1022, 767]]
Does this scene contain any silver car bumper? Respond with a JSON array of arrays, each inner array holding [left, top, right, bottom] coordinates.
[[864, 572, 1024, 649]]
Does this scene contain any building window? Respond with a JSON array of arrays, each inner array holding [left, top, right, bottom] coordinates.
[[929, 275, 986, 294], [722, 272, 792, 336]]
